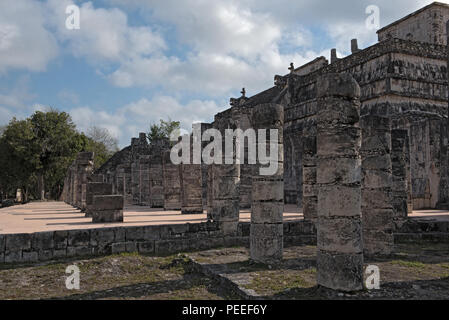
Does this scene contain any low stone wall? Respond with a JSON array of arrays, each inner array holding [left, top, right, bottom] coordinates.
[[0, 220, 316, 264], [394, 219, 449, 243]]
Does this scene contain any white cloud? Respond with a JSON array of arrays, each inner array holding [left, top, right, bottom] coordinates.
[[0, 0, 58, 73], [69, 96, 222, 147], [46, 0, 166, 64]]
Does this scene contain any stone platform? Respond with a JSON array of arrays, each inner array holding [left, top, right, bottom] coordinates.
[[0, 202, 304, 235]]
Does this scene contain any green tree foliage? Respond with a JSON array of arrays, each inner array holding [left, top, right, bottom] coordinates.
[[0, 118, 38, 201], [0, 110, 116, 201], [148, 118, 181, 144]]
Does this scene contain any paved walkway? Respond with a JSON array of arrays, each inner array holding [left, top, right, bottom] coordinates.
[[0, 202, 447, 235], [0, 202, 303, 234]]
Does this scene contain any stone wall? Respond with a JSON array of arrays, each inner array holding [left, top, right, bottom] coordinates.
[[0, 220, 316, 264]]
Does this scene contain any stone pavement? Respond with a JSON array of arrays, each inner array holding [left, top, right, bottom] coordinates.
[[0, 202, 303, 235]]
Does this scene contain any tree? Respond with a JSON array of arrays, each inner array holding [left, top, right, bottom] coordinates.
[[0, 110, 118, 201], [86, 126, 119, 153], [85, 126, 119, 170], [148, 118, 181, 144], [0, 118, 39, 202], [30, 109, 85, 200]]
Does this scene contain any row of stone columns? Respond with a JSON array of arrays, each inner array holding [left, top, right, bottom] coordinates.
[[63, 152, 94, 211], [63, 152, 124, 223]]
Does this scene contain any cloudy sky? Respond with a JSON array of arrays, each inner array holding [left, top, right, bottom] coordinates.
[[0, 0, 443, 147]]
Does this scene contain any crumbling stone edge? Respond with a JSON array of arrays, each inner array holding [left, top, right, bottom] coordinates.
[[185, 256, 263, 300]]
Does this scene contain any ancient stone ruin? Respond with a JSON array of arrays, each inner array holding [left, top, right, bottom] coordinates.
[[27, 2, 449, 292]]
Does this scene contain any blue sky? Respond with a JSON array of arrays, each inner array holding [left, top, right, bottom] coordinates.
[[0, 0, 441, 147]]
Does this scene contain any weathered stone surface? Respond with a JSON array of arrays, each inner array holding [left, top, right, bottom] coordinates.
[[317, 251, 364, 291], [93, 195, 124, 211], [361, 114, 394, 256], [318, 185, 361, 218], [251, 202, 283, 224], [6, 233, 31, 251], [68, 230, 90, 247], [90, 228, 115, 247], [54, 231, 68, 249], [316, 73, 363, 292], [250, 103, 284, 264], [32, 232, 54, 250], [85, 182, 113, 217], [5, 251, 22, 263], [92, 209, 123, 223]]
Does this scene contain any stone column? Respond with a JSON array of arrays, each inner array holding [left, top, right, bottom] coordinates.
[[210, 163, 240, 235], [139, 155, 151, 206], [75, 152, 94, 211], [302, 121, 317, 221], [250, 103, 284, 264], [162, 150, 182, 210], [149, 142, 165, 208], [316, 73, 363, 292], [180, 135, 203, 214], [391, 129, 410, 223], [131, 158, 140, 205], [361, 115, 394, 256]]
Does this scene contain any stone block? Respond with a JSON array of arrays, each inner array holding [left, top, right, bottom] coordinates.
[[126, 226, 146, 241], [32, 232, 54, 250], [125, 242, 137, 253], [90, 228, 115, 246], [6, 233, 31, 251], [38, 250, 54, 261], [53, 249, 67, 258], [111, 242, 126, 254], [93, 195, 124, 210], [22, 251, 38, 262], [251, 202, 283, 224], [210, 200, 239, 222], [252, 178, 284, 201], [137, 241, 155, 254], [316, 73, 361, 99], [362, 170, 393, 189], [5, 251, 22, 263], [250, 224, 283, 238], [92, 209, 123, 223], [318, 185, 361, 217], [361, 189, 392, 209], [67, 246, 92, 257], [54, 231, 68, 249], [68, 230, 90, 247], [317, 127, 361, 157], [317, 251, 363, 292], [317, 218, 362, 254], [143, 226, 161, 241], [317, 157, 361, 185], [218, 221, 240, 235], [250, 236, 283, 263], [114, 228, 126, 242], [0, 234, 5, 251]]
